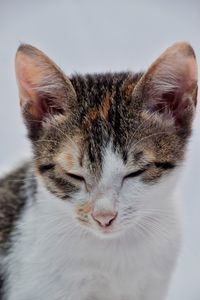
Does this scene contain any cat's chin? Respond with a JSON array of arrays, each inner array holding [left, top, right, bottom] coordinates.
[[91, 230, 123, 239], [84, 224, 128, 239]]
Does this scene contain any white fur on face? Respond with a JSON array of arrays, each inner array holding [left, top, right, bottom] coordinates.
[[62, 143, 181, 239]]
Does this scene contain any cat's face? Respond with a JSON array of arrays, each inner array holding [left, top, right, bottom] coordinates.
[[15, 43, 197, 238]]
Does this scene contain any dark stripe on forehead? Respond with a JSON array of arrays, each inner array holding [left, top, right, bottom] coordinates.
[[88, 142, 95, 163], [69, 72, 144, 168]]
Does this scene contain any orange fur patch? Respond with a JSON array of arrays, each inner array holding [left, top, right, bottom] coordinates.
[[88, 109, 98, 122], [66, 153, 74, 169], [101, 94, 110, 120], [77, 202, 92, 214], [125, 84, 135, 97], [143, 149, 155, 162], [76, 202, 92, 225], [66, 153, 73, 162]]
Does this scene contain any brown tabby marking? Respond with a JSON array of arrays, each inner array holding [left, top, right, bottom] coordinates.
[[124, 83, 137, 100], [66, 153, 74, 169], [78, 202, 92, 214], [101, 94, 111, 120], [0, 163, 35, 249], [77, 202, 92, 224], [88, 109, 98, 122]]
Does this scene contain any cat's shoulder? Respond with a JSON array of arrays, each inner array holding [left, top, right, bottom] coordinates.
[[0, 162, 34, 249]]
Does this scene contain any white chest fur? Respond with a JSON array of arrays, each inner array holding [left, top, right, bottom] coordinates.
[[4, 183, 182, 300]]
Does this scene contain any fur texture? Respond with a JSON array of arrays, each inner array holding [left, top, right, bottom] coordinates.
[[0, 42, 198, 300]]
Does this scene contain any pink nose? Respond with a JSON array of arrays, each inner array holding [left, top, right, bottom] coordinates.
[[92, 211, 118, 227]]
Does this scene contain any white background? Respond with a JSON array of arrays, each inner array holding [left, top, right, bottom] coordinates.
[[0, 1, 200, 299]]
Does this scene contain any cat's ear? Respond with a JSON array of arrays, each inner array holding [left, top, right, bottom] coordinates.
[[15, 44, 76, 138], [135, 42, 198, 132]]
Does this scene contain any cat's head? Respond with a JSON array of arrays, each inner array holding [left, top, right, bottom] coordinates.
[[15, 42, 198, 238]]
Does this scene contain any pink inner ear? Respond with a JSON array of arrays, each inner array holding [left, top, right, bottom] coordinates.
[[162, 91, 193, 126], [19, 85, 66, 120], [142, 43, 198, 128], [17, 78, 44, 119], [16, 50, 68, 120], [16, 52, 46, 119]]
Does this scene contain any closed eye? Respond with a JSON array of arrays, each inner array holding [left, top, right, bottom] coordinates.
[[124, 167, 148, 180], [124, 161, 175, 181], [38, 163, 55, 173], [66, 172, 85, 182], [154, 162, 175, 170]]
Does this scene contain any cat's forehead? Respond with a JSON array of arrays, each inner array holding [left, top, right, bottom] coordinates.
[[70, 72, 142, 113], [35, 71, 189, 177], [68, 72, 144, 154]]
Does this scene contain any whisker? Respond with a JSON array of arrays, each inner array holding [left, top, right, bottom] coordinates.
[[139, 216, 172, 239], [6, 177, 36, 183], [132, 131, 168, 148], [33, 156, 54, 161], [34, 139, 59, 144], [26, 116, 80, 152], [45, 121, 80, 152]]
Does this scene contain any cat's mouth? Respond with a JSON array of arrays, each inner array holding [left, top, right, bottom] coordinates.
[[94, 222, 115, 234], [90, 224, 120, 238], [90, 217, 129, 238], [77, 214, 120, 237]]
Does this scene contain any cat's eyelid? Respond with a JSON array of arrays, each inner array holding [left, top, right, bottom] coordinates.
[[38, 163, 55, 173], [124, 167, 148, 180], [154, 162, 175, 169], [124, 161, 175, 180], [66, 172, 85, 182]]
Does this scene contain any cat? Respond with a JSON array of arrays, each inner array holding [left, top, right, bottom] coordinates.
[[0, 42, 198, 300]]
